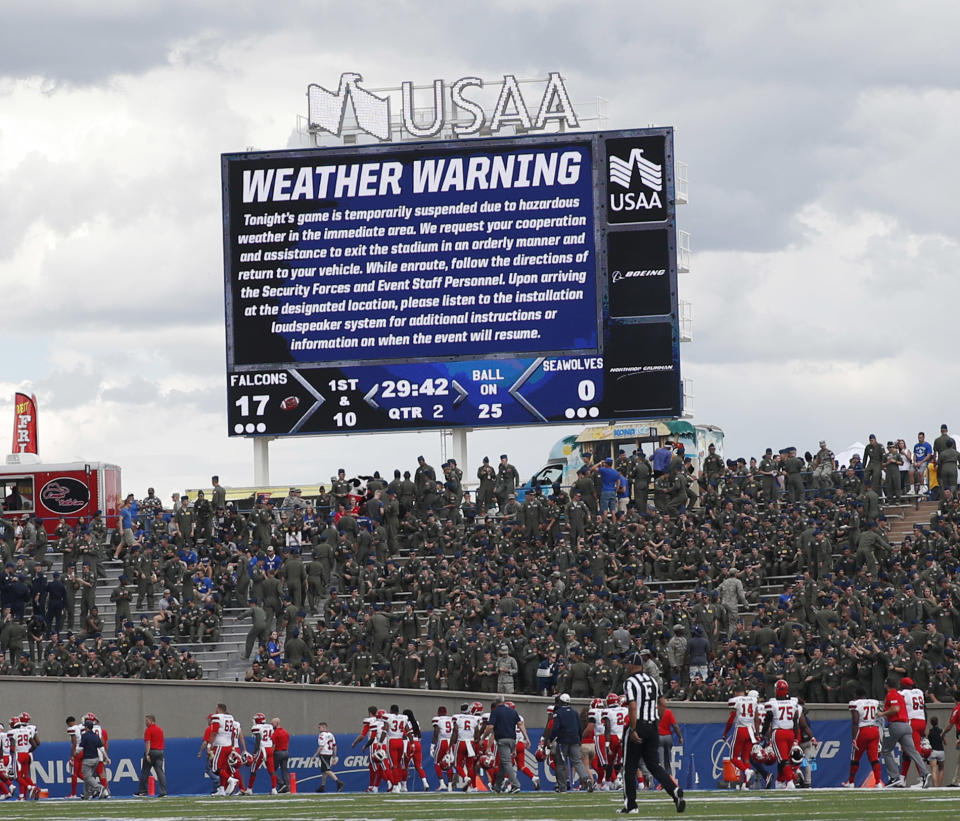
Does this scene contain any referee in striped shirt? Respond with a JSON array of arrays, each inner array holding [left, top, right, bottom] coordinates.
[[621, 650, 685, 814]]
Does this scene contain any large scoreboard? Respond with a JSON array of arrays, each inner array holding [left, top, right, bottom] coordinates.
[[222, 129, 681, 436]]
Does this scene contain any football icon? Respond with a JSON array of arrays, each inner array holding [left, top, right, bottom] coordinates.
[[280, 396, 300, 411]]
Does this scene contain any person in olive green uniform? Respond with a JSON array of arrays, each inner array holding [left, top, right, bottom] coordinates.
[[782, 448, 806, 502], [758, 448, 779, 502], [862, 434, 884, 493], [494, 454, 521, 511], [938, 439, 958, 494], [632, 453, 652, 511], [476, 457, 496, 512], [883, 441, 903, 502]]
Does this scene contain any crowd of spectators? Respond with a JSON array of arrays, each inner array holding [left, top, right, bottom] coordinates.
[[3, 427, 960, 704]]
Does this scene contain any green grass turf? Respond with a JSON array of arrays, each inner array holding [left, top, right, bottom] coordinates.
[[2, 788, 956, 820]]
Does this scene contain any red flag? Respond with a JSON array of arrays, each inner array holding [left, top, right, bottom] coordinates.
[[12, 392, 38, 454]]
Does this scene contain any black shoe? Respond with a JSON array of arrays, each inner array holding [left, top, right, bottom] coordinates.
[[336, 781, 344, 792], [133, 792, 147, 797], [316, 786, 325, 793], [158, 793, 167, 797], [673, 787, 686, 813], [278, 784, 289, 793], [617, 808, 638, 815]]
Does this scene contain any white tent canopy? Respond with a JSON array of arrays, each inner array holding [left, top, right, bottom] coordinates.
[[834, 442, 864, 469]]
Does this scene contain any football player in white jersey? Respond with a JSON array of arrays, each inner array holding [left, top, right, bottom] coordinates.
[[722, 685, 760, 787], [899, 676, 927, 785], [0, 722, 14, 799], [843, 685, 883, 788], [761, 680, 800, 789], [9, 713, 40, 800], [209, 703, 243, 796], [449, 702, 482, 791], [379, 704, 411, 792], [605, 694, 628, 786], [586, 698, 608, 788], [248, 712, 278, 794], [65, 716, 84, 798], [431, 706, 456, 791], [312, 721, 344, 792], [351, 706, 385, 792]]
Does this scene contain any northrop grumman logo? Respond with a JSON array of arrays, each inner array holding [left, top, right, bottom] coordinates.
[[307, 72, 578, 142]]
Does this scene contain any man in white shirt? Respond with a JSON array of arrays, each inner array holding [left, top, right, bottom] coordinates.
[[313, 721, 344, 793]]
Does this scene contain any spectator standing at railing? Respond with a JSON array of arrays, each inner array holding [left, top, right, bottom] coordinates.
[[884, 441, 904, 502], [863, 434, 884, 491], [914, 432, 934, 495], [757, 448, 779, 502], [782, 448, 805, 502], [938, 440, 959, 495]]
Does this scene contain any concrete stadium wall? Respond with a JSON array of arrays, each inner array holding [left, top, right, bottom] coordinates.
[[2, 677, 956, 774]]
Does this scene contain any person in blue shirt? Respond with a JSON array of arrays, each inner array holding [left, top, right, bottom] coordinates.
[[652, 444, 673, 477], [544, 693, 595, 792], [914, 432, 933, 495], [597, 458, 622, 514]]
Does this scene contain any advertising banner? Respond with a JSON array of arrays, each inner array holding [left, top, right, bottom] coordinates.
[[12, 392, 38, 454], [22, 719, 866, 797]]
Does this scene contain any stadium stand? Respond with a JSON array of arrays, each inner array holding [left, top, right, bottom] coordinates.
[[2, 440, 960, 708]]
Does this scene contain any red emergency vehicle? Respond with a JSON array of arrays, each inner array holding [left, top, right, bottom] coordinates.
[[0, 454, 121, 535]]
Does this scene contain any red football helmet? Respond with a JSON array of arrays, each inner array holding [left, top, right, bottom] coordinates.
[[918, 737, 933, 758], [84, 712, 97, 723], [591, 698, 604, 709], [606, 693, 621, 706], [253, 712, 266, 723], [20, 712, 32, 724], [243, 751, 255, 767], [8, 716, 19, 728], [376, 709, 387, 719], [504, 701, 516, 710], [535, 745, 547, 762], [470, 701, 483, 715], [775, 679, 789, 697]]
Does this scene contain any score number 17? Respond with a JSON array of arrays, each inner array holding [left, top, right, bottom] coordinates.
[[235, 395, 270, 416]]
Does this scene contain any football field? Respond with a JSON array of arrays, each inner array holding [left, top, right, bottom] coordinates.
[[1, 789, 957, 820]]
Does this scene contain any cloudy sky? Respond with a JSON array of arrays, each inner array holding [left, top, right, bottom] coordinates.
[[1, 1, 958, 500]]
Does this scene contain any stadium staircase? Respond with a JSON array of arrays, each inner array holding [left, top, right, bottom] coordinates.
[[43, 550, 248, 680]]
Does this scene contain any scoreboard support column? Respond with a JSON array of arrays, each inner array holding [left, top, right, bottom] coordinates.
[[450, 427, 470, 483], [252, 436, 275, 486]]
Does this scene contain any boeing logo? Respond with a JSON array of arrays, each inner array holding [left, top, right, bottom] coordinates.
[[611, 268, 666, 283]]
